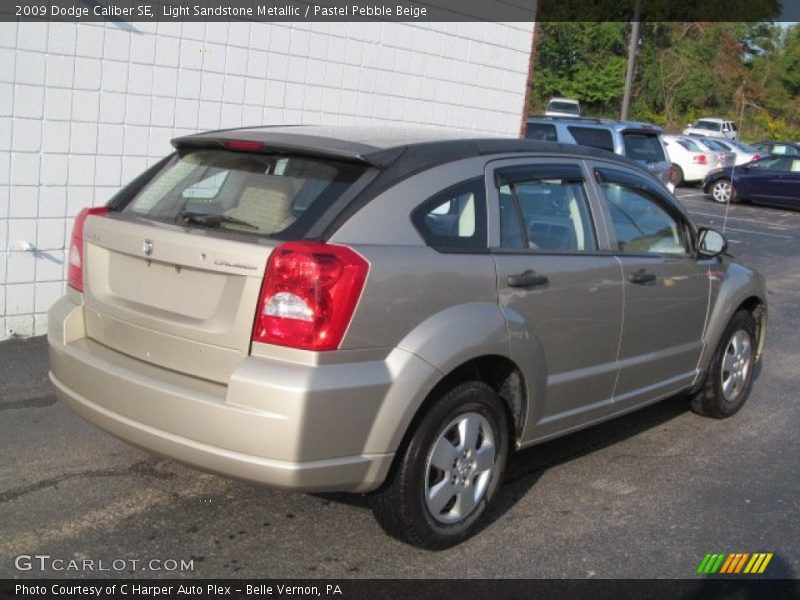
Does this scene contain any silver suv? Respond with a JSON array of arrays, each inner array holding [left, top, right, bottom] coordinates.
[[49, 127, 767, 549], [525, 117, 673, 189]]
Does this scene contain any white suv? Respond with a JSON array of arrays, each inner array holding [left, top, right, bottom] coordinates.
[[545, 97, 581, 118], [683, 118, 738, 140]]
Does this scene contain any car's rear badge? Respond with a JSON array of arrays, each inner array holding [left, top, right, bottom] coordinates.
[[143, 240, 154, 256]]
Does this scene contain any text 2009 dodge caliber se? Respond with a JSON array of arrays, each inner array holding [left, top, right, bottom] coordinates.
[[48, 126, 767, 549]]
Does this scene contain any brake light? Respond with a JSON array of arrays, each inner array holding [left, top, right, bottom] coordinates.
[[252, 242, 369, 351], [752, 154, 760, 162], [67, 207, 110, 292], [222, 139, 264, 152], [693, 154, 708, 165]]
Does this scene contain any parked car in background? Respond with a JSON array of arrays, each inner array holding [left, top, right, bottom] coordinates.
[[544, 97, 581, 118], [683, 118, 739, 140], [751, 141, 800, 156], [703, 154, 800, 207], [662, 134, 722, 186], [692, 137, 737, 168], [48, 126, 767, 549], [526, 117, 673, 189], [704, 138, 762, 166]]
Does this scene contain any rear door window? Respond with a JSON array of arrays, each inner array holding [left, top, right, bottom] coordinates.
[[567, 127, 614, 152], [122, 150, 365, 239], [622, 132, 666, 162], [496, 164, 597, 252]]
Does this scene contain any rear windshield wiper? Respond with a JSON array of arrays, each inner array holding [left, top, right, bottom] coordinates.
[[179, 211, 258, 230]]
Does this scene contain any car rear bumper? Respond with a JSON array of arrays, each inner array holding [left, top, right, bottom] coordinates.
[[47, 296, 437, 492]]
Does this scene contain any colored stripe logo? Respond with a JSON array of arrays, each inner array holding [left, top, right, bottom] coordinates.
[[697, 552, 773, 574]]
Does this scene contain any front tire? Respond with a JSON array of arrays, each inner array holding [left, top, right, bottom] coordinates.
[[709, 178, 736, 204], [691, 310, 758, 419], [670, 164, 684, 187], [370, 381, 509, 550]]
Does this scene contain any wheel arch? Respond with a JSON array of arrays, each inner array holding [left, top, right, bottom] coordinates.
[[373, 354, 528, 494], [699, 263, 767, 372], [737, 295, 767, 361]]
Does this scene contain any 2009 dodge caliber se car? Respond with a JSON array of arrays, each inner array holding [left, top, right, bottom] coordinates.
[[49, 126, 767, 549]]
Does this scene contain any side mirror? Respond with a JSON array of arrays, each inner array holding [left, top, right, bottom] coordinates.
[[697, 227, 727, 257]]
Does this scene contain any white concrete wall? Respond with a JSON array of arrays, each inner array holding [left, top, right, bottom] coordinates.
[[0, 20, 534, 339]]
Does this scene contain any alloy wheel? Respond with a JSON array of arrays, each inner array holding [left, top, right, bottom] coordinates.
[[721, 329, 752, 402], [424, 412, 496, 524]]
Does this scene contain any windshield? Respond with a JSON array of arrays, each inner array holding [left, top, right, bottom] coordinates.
[[547, 101, 580, 115], [695, 120, 722, 131], [123, 150, 365, 238], [622, 132, 666, 163]]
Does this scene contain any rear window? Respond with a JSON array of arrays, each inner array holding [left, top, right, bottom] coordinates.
[[567, 127, 614, 152], [122, 150, 365, 239], [677, 138, 702, 152], [732, 141, 756, 152], [622, 132, 666, 163], [526, 123, 558, 141]]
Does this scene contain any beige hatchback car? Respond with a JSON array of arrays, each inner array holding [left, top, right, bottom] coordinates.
[[49, 127, 767, 548]]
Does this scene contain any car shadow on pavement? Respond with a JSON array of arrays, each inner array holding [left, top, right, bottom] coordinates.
[[481, 392, 695, 533], [316, 392, 696, 534]]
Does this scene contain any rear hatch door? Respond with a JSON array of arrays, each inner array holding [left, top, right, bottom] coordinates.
[[621, 129, 671, 185], [82, 147, 365, 383]]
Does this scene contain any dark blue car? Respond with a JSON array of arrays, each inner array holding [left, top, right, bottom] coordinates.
[[703, 155, 800, 208]]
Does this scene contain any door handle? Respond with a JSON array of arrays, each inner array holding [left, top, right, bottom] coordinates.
[[628, 269, 657, 285], [507, 270, 549, 288]]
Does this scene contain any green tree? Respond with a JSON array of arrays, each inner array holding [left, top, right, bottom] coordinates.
[[531, 23, 628, 116]]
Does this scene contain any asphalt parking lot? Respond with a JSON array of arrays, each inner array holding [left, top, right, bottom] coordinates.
[[1, 187, 799, 579]]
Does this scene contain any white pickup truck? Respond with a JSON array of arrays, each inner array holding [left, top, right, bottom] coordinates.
[[683, 118, 739, 140]]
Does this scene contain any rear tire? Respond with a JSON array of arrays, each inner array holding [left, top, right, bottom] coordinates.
[[709, 178, 736, 204], [370, 381, 509, 550], [691, 310, 757, 419]]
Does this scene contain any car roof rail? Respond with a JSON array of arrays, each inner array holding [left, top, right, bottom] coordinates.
[[528, 115, 606, 124]]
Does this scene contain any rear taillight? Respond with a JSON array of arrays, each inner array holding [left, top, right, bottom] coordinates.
[[252, 241, 369, 351], [67, 207, 109, 292], [752, 154, 760, 162], [693, 154, 708, 165]]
